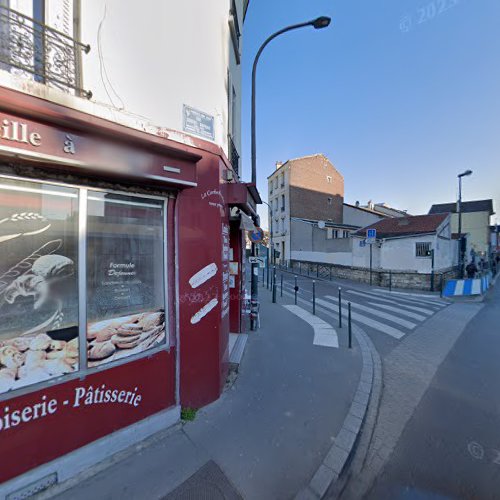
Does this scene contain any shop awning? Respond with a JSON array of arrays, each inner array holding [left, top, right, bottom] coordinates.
[[239, 211, 256, 232]]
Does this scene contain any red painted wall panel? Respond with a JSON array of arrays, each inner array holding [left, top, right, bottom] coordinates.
[[177, 156, 230, 407], [0, 350, 175, 484]]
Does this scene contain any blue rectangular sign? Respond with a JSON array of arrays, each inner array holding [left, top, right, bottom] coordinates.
[[367, 228, 377, 239]]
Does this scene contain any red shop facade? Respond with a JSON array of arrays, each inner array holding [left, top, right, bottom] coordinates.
[[0, 87, 257, 495]]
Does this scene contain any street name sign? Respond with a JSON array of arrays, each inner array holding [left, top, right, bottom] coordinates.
[[366, 228, 376, 244]]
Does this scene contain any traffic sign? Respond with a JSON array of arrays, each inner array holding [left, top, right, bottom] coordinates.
[[366, 228, 376, 244], [249, 256, 266, 268], [249, 226, 264, 243]]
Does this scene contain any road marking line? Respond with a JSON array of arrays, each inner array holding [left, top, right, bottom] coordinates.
[[348, 288, 444, 308], [324, 296, 417, 329], [283, 304, 339, 348], [345, 290, 433, 315], [366, 302, 427, 321], [371, 289, 446, 306], [313, 297, 406, 339]]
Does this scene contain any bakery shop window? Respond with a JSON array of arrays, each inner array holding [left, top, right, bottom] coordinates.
[[86, 192, 166, 367], [0, 178, 79, 395], [0, 176, 169, 398]]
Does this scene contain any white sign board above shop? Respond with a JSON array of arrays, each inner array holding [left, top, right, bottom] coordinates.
[[182, 105, 215, 141]]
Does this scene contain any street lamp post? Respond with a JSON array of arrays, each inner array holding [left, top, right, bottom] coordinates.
[[457, 169, 472, 278], [249, 15, 331, 331]]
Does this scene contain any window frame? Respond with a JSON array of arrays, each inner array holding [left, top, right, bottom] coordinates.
[[415, 241, 432, 258], [0, 174, 170, 403]]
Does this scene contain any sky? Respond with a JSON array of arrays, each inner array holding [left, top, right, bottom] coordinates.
[[241, 0, 500, 230]]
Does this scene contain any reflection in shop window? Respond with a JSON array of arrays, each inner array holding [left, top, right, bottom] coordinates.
[[86, 192, 166, 367], [0, 178, 79, 395]]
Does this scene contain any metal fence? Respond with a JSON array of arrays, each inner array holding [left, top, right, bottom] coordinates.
[[0, 4, 91, 97]]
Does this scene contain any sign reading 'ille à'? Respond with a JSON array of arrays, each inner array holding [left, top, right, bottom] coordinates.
[[1, 119, 42, 147]]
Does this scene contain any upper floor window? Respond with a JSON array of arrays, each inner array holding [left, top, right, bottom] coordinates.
[[281, 194, 285, 211], [342, 230, 350, 238], [274, 178, 278, 189], [0, 1, 91, 97], [327, 176, 332, 183], [327, 197, 333, 205], [280, 174, 284, 187]]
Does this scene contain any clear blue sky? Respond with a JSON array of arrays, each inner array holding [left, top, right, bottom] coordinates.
[[241, 0, 500, 229]]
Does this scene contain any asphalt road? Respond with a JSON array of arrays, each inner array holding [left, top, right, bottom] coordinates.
[[366, 281, 500, 499], [264, 269, 449, 357]]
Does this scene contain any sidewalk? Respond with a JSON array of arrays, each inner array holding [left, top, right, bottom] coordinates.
[[49, 289, 362, 500]]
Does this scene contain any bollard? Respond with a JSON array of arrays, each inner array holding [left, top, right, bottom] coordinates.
[[280, 274, 283, 297], [338, 287, 342, 328], [329, 266, 332, 280], [316, 265, 319, 278], [389, 270, 392, 292], [312, 280, 316, 315], [348, 302, 352, 349], [272, 267, 277, 303], [299, 261, 302, 275], [294, 275, 298, 305]]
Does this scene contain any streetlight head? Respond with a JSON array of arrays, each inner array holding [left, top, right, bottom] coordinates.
[[311, 16, 331, 29], [458, 169, 473, 178]]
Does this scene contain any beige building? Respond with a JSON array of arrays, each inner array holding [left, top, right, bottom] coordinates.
[[267, 154, 344, 262], [429, 200, 495, 258]]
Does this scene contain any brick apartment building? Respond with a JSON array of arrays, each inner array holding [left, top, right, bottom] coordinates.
[[267, 154, 344, 262]]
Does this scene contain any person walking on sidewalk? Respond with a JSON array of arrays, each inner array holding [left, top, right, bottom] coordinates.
[[466, 261, 477, 279]]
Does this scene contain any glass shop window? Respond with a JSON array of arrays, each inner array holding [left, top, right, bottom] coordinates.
[[0, 178, 79, 395], [86, 192, 166, 367]]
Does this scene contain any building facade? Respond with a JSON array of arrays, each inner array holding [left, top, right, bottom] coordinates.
[[429, 200, 495, 258], [267, 154, 344, 262], [0, 1, 255, 496]]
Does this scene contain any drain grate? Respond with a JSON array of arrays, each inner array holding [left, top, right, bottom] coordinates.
[[163, 460, 242, 500]]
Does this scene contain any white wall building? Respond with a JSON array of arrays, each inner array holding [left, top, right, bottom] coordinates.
[[352, 213, 456, 273], [0, 0, 247, 173]]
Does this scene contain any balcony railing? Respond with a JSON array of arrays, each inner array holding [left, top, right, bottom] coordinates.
[[0, 5, 91, 97], [228, 134, 240, 176]]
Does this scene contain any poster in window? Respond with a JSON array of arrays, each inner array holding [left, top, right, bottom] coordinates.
[[0, 179, 79, 395], [86, 193, 166, 367]]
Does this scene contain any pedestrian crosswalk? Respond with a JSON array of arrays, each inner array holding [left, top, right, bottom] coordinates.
[[282, 284, 449, 342]]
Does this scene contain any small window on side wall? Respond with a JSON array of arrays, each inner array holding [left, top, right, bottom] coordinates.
[[415, 242, 431, 257]]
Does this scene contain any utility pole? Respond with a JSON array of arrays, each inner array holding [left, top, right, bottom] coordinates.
[[457, 170, 472, 279]]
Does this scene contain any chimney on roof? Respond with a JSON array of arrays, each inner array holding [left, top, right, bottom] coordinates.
[[368, 200, 374, 210], [355, 201, 360, 207], [276, 161, 283, 169]]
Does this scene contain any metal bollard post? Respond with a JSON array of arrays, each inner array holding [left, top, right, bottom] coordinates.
[[389, 270, 392, 292], [348, 302, 352, 349], [312, 280, 316, 315], [338, 287, 342, 328], [272, 267, 277, 303], [329, 266, 332, 281], [316, 265, 319, 278], [280, 274, 283, 297], [294, 275, 298, 305]]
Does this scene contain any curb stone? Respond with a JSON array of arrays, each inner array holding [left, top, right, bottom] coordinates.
[[295, 323, 378, 499]]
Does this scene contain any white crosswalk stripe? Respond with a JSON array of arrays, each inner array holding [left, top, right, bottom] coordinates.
[[373, 289, 442, 299], [366, 302, 427, 321], [282, 290, 405, 339], [345, 288, 444, 308], [314, 297, 405, 339], [324, 296, 417, 329], [371, 289, 446, 307], [344, 290, 434, 315]]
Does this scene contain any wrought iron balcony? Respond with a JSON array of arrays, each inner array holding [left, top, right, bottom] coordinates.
[[0, 5, 91, 98], [228, 134, 240, 176]]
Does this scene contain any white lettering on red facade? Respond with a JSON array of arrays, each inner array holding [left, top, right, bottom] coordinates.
[[1, 119, 42, 147]]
